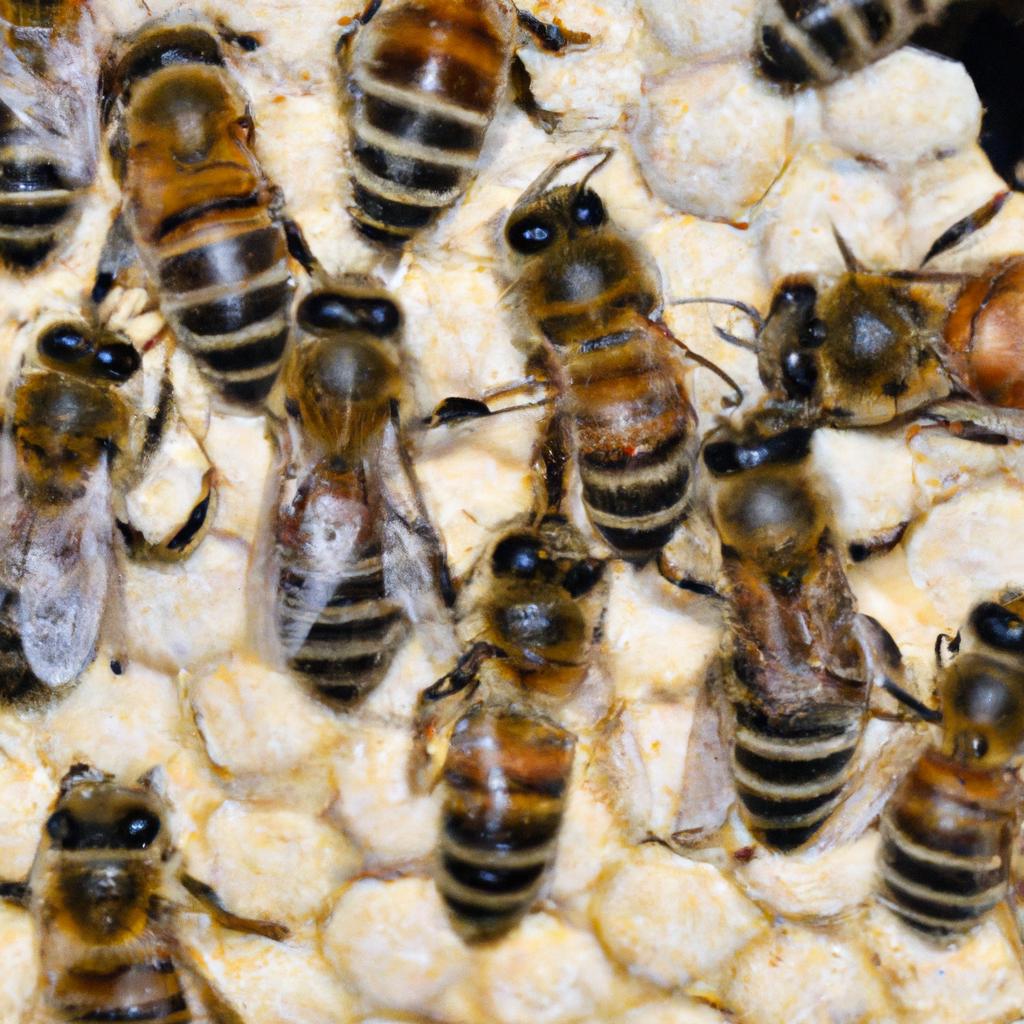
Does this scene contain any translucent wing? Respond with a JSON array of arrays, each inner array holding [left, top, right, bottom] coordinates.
[[14, 460, 113, 687], [273, 475, 368, 661], [0, 9, 99, 187], [377, 409, 457, 659], [672, 663, 736, 845]]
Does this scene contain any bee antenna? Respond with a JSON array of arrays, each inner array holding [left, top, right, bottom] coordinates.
[[881, 679, 943, 725], [516, 147, 615, 208], [830, 224, 863, 273], [920, 191, 1010, 267], [667, 297, 764, 339]]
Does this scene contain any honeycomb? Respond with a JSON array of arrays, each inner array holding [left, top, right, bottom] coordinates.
[[1, 1, 1024, 1022]]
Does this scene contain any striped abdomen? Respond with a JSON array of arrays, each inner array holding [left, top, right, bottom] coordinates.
[[3, 0, 67, 27], [153, 202, 293, 405], [439, 705, 574, 941], [277, 471, 407, 706], [567, 329, 695, 560], [757, 0, 950, 85], [345, 0, 511, 244], [732, 703, 863, 850], [0, 119, 82, 270], [877, 750, 1013, 935], [50, 955, 191, 1023]]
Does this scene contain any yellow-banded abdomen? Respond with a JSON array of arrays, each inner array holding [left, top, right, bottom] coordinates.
[[50, 952, 192, 1024], [438, 704, 574, 941], [276, 466, 407, 706], [757, 0, 952, 86], [731, 701, 863, 850], [877, 749, 1014, 935], [344, 0, 512, 245], [112, 31, 293, 405], [0, 0, 92, 270]]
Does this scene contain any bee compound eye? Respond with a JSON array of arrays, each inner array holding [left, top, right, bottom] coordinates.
[[46, 810, 76, 847], [506, 217, 556, 255], [362, 298, 401, 337], [971, 602, 1024, 652], [492, 533, 544, 577], [571, 190, 606, 228], [93, 343, 141, 382], [782, 349, 818, 399], [119, 810, 161, 849], [39, 323, 92, 364]]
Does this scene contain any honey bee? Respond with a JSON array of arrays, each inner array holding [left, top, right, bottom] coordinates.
[[266, 277, 453, 707], [705, 193, 1024, 440], [877, 598, 1024, 937], [0, 0, 98, 269], [756, 0, 955, 87], [0, 317, 212, 691], [674, 423, 920, 851], [0, 764, 287, 1023], [337, 0, 589, 246], [413, 515, 605, 940], [96, 20, 312, 406], [431, 148, 741, 566]]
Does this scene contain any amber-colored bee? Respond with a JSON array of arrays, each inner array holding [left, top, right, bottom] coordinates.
[[338, 0, 588, 246], [673, 423, 915, 851], [266, 277, 452, 707], [756, 0, 954, 87], [0, 0, 98, 269], [0, 765, 287, 1023], [878, 598, 1024, 937], [97, 20, 310, 406], [0, 317, 212, 691], [433, 149, 740, 565], [706, 193, 1024, 439], [413, 515, 604, 941]]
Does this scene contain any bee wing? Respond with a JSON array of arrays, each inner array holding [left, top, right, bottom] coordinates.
[[672, 663, 736, 846], [0, 11, 99, 186], [14, 461, 113, 687], [377, 409, 457, 656], [275, 485, 367, 661]]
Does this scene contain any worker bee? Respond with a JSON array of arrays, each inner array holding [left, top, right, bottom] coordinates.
[[673, 422, 919, 851], [0, 764, 287, 1023], [337, 0, 589, 246], [0, 0, 98, 270], [413, 515, 605, 941], [0, 316, 213, 691], [96, 19, 312, 407], [431, 148, 741, 566], [877, 597, 1024, 937], [756, 0, 955, 87], [704, 192, 1024, 440], [264, 276, 453, 707]]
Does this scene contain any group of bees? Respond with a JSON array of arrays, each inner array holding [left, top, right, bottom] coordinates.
[[1, 0, 1024, 1018]]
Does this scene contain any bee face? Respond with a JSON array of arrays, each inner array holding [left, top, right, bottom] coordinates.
[[505, 185, 608, 259], [37, 322, 141, 382], [764, 273, 949, 425], [288, 288, 403, 454], [43, 779, 166, 944]]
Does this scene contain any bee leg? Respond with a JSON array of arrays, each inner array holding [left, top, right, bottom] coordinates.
[[921, 399, 1024, 443], [847, 521, 909, 563], [515, 8, 590, 51], [921, 190, 1010, 266], [92, 212, 137, 306], [336, 0, 381, 52], [410, 643, 496, 792], [0, 879, 30, 907], [534, 406, 570, 517], [509, 54, 561, 134], [215, 21, 263, 51], [172, 942, 246, 1024], [655, 510, 723, 599], [177, 873, 289, 941], [282, 217, 319, 276]]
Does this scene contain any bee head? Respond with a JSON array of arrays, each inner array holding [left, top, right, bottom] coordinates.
[[940, 651, 1024, 769], [37, 322, 141, 383]]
